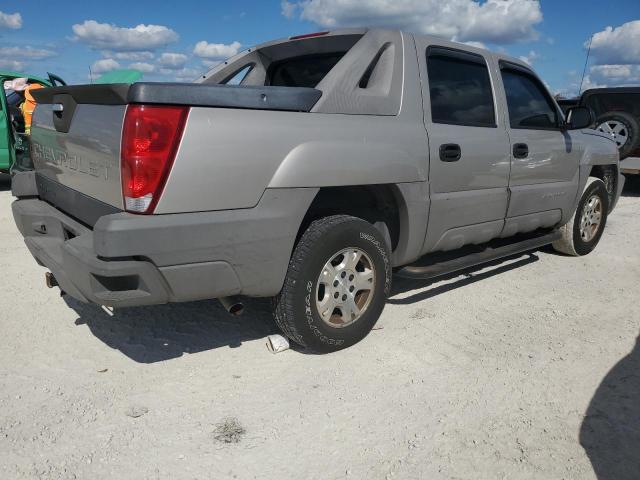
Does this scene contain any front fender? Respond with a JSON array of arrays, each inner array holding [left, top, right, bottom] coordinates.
[[574, 129, 622, 212]]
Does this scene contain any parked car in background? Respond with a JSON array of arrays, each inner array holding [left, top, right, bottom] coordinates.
[[1, 71, 65, 174], [4, 70, 144, 176], [558, 88, 640, 174], [11, 29, 623, 352]]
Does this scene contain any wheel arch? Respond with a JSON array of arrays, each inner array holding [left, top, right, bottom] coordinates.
[[590, 164, 618, 212], [294, 183, 429, 267], [572, 131, 621, 215]]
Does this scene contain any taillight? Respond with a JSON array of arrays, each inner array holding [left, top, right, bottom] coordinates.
[[121, 104, 189, 214]]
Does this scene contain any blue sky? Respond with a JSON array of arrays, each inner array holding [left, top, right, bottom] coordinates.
[[1, 0, 638, 96]]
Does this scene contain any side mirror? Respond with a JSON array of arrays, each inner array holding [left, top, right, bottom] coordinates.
[[565, 106, 594, 130]]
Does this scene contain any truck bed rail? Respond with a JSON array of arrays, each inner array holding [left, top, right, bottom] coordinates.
[[32, 83, 323, 112]]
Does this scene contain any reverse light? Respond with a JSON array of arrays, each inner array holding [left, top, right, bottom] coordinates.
[[121, 104, 189, 214]]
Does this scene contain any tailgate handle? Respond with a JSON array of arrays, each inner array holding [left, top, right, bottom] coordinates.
[[51, 94, 77, 133]]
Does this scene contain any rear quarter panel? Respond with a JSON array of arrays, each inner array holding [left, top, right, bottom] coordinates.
[[155, 108, 429, 214]]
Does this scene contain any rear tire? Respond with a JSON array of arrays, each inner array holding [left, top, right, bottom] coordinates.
[[552, 177, 609, 256], [273, 215, 392, 353]]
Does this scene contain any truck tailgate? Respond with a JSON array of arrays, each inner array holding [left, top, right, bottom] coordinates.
[[31, 102, 126, 211]]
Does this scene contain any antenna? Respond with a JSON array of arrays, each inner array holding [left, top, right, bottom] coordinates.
[[89, 65, 93, 84], [578, 35, 593, 96]]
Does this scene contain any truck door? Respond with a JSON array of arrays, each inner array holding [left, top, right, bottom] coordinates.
[[416, 42, 511, 253], [498, 61, 580, 236]]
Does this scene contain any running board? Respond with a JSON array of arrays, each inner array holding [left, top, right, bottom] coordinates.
[[396, 230, 561, 281]]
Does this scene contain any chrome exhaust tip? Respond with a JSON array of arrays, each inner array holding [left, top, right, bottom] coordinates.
[[219, 296, 244, 316]]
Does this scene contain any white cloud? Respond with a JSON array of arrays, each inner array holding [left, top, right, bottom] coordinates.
[[284, 0, 542, 44], [109, 51, 155, 61], [160, 67, 202, 82], [0, 46, 57, 60], [573, 21, 640, 91], [72, 20, 178, 51], [91, 58, 121, 74], [518, 50, 540, 66], [578, 76, 606, 91], [129, 62, 155, 73], [588, 64, 640, 86], [193, 40, 242, 60], [0, 58, 25, 70], [591, 64, 632, 78], [158, 52, 188, 69], [589, 20, 640, 65], [202, 59, 222, 69], [461, 41, 486, 49], [281, 1, 298, 18], [0, 11, 22, 29]]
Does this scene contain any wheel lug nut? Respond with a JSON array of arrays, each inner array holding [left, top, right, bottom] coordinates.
[[333, 280, 339, 287], [341, 272, 346, 278], [334, 292, 339, 299], [349, 274, 354, 281], [349, 286, 354, 292], [342, 294, 347, 301]]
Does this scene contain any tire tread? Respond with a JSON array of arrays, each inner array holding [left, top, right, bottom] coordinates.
[[552, 177, 607, 256], [272, 215, 362, 348]]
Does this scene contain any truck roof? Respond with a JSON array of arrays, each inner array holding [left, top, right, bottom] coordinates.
[[559, 86, 640, 103], [201, 28, 534, 84], [582, 87, 640, 96], [411, 32, 532, 70]]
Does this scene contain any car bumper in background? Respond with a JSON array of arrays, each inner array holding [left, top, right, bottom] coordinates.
[[620, 157, 640, 175]]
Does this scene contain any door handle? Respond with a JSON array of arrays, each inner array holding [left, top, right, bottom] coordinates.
[[439, 143, 461, 162], [513, 143, 529, 159]]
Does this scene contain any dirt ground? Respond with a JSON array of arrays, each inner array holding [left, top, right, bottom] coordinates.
[[1, 173, 639, 480]]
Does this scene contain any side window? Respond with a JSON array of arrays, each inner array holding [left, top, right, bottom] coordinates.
[[426, 49, 496, 127], [501, 69, 558, 129], [221, 64, 253, 85], [222, 65, 253, 85]]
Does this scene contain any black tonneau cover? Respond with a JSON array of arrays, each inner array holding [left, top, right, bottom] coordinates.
[[32, 82, 323, 112]]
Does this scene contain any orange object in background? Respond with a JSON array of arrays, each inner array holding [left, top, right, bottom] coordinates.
[[21, 83, 44, 133]]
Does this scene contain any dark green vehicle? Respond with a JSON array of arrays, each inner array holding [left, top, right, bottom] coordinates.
[[1, 69, 143, 175], [0, 71, 66, 174]]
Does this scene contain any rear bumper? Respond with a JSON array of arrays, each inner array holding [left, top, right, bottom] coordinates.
[[12, 199, 241, 307], [12, 185, 317, 308], [621, 157, 640, 175]]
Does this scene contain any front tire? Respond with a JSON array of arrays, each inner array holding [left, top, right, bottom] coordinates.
[[552, 177, 609, 256], [273, 215, 392, 353]]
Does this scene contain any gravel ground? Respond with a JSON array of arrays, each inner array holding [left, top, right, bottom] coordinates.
[[1, 173, 639, 480]]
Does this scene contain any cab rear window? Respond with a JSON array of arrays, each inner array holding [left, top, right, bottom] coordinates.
[[267, 52, 346, 88]]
